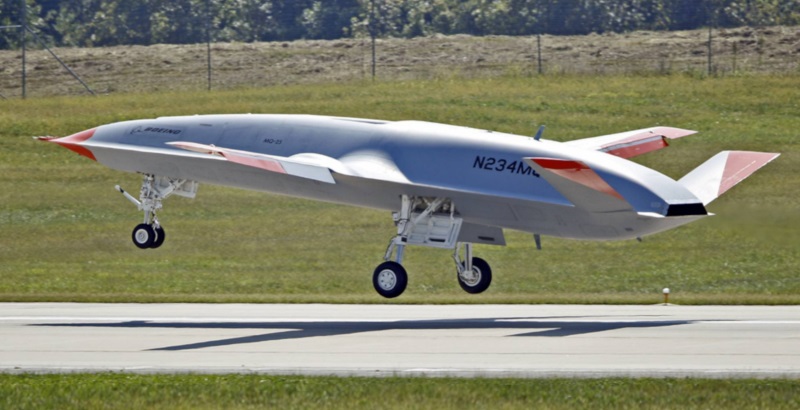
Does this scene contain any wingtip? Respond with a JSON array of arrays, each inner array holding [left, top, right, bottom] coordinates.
[[650, 126, 697, 139], [717, 151, 781, 197]]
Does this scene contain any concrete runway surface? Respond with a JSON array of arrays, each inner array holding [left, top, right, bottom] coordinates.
[[1, 303, 799, 378]]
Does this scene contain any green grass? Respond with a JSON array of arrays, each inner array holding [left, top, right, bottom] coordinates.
[[1, 74, 798, 303], [1, 374, 799, 410]]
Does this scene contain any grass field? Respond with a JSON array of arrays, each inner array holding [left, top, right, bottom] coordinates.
[[0, 74, 797, 304], [2, 374, 799, 410]]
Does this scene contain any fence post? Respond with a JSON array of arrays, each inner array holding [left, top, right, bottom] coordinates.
[[707, 26, 713, 75], [370, 0, 376, 81], [206, 0, 212, 91], [20, 0, 26, 99], [537, 34, 543, 75]]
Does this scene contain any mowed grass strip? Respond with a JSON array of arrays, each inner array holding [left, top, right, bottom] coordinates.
[[0, 74, 798, 303], [1, 374, 799, 410]]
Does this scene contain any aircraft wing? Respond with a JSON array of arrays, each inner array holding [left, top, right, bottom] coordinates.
[[167, 142, 411, 185], [565, 126, 696, 159]]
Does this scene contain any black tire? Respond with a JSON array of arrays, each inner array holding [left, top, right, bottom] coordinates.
[[151, 226, 166, 249], [457, 257, 492, 294], [372, 261, 408, 299], [132, 223, 156, 249]]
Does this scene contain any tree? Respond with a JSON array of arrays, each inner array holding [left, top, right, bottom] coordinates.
[[724, 0, 800, 26], [150, 0, 207, 45], [0, 0, 42, 48], [2, 0, 799, 49], [463, 0, 550, 36], [350, 0, 406, 39], [302, 0, 361, 39]]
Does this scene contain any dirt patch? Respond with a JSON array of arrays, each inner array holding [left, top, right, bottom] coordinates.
[[0, 26, 797, 98]]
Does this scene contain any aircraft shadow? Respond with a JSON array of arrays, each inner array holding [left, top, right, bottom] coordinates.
[[34, 315, 691, 351]]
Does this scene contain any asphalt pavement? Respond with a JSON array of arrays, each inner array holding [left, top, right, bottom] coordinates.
[[1, 303, 799, 378]]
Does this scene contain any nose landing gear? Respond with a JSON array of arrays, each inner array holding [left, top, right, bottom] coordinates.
[[131, 223, 165, 249], [117, 174, 197, 249]]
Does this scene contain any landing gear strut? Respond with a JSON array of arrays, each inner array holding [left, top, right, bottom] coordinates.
[[373, 195, 493, 298], [117, 174, 197, 249]]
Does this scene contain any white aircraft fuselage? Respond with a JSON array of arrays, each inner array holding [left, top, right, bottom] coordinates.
[[41, 114, 779, 298]]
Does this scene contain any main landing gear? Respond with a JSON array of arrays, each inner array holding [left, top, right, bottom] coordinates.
[[117, 174, 198, 249], [374, 195, 492, 298]]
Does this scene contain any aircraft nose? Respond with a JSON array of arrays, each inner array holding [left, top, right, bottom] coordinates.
[[36, 128, 97, 161]]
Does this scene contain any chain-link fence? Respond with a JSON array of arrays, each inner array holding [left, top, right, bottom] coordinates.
[[2, 24, 798, 98]]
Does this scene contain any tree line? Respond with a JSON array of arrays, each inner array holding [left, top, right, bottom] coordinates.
[[1, 0, 798, 49]]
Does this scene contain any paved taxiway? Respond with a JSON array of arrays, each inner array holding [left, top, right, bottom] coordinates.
[[1, 303, 799, 378]]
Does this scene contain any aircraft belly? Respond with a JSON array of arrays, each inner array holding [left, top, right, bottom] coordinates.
[[552, 211, 707, 241]]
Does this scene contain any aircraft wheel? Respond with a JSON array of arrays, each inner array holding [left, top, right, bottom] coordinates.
[[457, 257, 492, 294], [132, 224, 156, 249], [151, 226, 166, 249], [373, 261, 408, 299]]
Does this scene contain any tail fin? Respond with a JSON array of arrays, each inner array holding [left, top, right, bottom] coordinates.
[[678, 151, 779, 206]]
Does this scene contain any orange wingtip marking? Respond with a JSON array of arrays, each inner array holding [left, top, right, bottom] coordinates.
[[718, 151, 780, 196]]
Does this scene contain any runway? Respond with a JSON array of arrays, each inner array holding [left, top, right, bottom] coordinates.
[[1, 303, 799, 378]]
